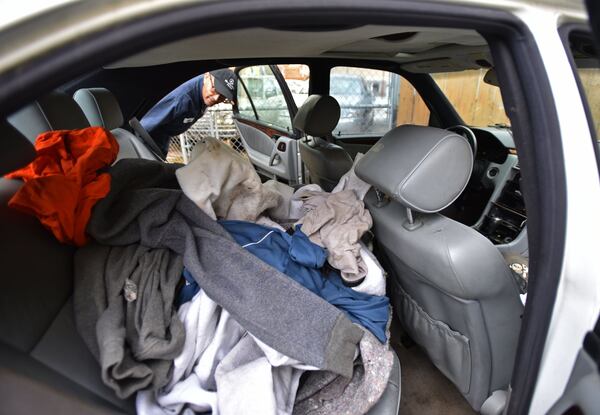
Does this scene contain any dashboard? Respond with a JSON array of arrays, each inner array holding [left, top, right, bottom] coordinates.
[[445, 127, 527, 251]]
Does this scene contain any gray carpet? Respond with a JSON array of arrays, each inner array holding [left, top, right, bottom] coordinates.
[[390, 318, 475, 415]]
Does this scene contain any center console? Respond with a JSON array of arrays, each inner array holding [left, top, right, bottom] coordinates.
[[477, 164, 529, 298], [477, 165, 526, 245]]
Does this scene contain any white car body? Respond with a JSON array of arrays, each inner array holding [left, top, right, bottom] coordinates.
[[0, 1, 597, 414]]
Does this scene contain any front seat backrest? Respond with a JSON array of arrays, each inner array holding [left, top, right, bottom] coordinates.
[[7, 91, 90, 142], [74, 88, 158, 161], [356, 125, 523, 411], [293, 95, 353, 191]]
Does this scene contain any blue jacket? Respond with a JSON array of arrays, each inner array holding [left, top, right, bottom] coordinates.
[[219, 220, 390, 343], [175, 269, 201, 308], [140, 75, 207, 155]]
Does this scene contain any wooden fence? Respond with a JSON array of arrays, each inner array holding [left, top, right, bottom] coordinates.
[[397, 69, 510, 128], [397, 67, 600, 140]]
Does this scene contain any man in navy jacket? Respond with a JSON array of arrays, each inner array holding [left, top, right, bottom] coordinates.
[[141, 68, 237, 156]]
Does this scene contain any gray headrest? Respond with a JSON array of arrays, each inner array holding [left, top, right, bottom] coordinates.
[[7, 91, 90, 143], [293, 95, 340, 137], [0, 120, 36, 176], [356, 125, 473, 213], [73, 88, 124, 130]]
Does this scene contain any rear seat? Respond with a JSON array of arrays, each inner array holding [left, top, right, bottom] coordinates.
[[73, 88, 158, 162], [8, 91, 91, 141], [7, 89, 157, 163], [0, 119, 136, 413], [0, 92, 401, 414]]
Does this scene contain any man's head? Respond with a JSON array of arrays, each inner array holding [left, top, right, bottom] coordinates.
[[202, 69, 237, 107]]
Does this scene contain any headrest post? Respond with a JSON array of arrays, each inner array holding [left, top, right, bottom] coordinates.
[[403, 207, 423, 231], [406, 207, 414, 225]]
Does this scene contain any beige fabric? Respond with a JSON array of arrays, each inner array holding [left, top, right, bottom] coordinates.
[[176, 137, 282, 221], [263, 180, 295, 222], [290, 184, 324, 220], [297, 190, 373, 283], [332, 153, 371, 201]]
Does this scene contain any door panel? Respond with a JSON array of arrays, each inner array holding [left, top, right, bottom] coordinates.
[[234, 64, 301, 183], [234, 119, 299, 183], [234, 118, 277, 155]]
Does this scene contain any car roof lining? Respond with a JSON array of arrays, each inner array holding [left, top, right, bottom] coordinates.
[[105, 25, 490, 73]]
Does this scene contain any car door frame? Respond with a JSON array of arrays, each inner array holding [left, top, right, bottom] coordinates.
[[541, 23, 600, 415], [233, 64, 302, 184]]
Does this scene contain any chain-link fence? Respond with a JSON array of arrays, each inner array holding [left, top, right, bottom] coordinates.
[[329, 67, 399, 137], [166, 105, 245, 164]]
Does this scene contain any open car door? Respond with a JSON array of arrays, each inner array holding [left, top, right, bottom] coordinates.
[[548, 8, 600, 412], [233, 65, 301, 185], [548, 314, 600, 414]]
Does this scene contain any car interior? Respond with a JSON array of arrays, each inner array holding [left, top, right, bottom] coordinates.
[[0, 22, 531, 415]]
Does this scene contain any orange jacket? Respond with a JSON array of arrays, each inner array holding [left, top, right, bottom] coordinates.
[[5, 127, 119, 246]]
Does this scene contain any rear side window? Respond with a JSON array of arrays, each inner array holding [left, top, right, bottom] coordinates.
[[237, 65, 294, 132], [329, 66, 429, 137], [278, 64, 310, 108]]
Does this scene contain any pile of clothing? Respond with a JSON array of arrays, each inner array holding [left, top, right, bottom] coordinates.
[[7, 129, 393, 415]]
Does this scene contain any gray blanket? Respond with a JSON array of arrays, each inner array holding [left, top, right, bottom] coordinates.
[[294, 327, 394, 415], [84, 159, 362, 380], [74, 244, 185, 398]]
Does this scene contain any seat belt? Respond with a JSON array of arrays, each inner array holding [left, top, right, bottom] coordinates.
[[128, 117, 167, 161]]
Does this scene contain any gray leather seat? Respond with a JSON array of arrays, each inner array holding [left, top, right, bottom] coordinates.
[[8, 91, 91, 140], [293, 95, 353, 191], [0, 120, 136, 413], [7, 89, 156, 163], [356, 125, 523, 411], [73, 88, 158, 161]]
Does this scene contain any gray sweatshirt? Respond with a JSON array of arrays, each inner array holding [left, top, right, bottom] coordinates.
[[74, 244, 185, 398]]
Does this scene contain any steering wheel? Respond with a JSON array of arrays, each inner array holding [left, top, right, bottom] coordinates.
[[446, 125, 477, 157]]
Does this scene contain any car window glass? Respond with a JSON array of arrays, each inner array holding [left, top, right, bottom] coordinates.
[[432, 69, 510, 128], [237, 65, 293, 132], [567, 33, 600, 140], [237, 77, 255, 120], [329, 66, 429, 137], [278, 64, 310, 108]]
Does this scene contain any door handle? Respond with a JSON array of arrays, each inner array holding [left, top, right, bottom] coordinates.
[[269, 149, 281, 166]]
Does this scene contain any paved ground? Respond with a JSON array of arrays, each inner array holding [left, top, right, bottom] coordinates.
[[390, 318, 475, 415]]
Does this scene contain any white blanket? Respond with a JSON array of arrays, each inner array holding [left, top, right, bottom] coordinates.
[[136, 290, 314, 415]]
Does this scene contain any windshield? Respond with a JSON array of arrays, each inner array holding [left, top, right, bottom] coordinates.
[[432, 69, 510, 128]]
